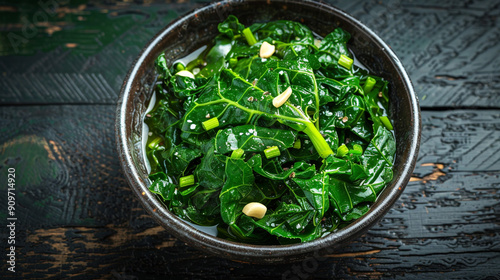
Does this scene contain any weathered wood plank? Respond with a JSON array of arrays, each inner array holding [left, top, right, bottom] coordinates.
[[416, 110, 500, 172], [0, 105, 132, 228], [0, 0, 499, 107], [0, 2, 193, 105], [0, 105, 499, 279], [346, 0, 500, 108]]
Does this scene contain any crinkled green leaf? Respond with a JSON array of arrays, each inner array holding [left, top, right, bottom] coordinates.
[[253, 20, 314, 44], [363, 76, 391, 131], [160, 144, 201, 177], [148, 172, 176, 201], [362, 126, 396, 193], [194, 147, 226, 189], [219, 158, 262, 236], [215, 125, 297, 154], [316, 76, 361, 105], [248, 154, 316, 180], [317, 28, 353, 78], [252, 203, 323, 242], [218, 15, 245, 38], [293, 173, 330, 225]]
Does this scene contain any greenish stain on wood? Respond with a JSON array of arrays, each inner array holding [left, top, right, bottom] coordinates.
[[0, 135, 62, 221], [0, 135, 60, 188]]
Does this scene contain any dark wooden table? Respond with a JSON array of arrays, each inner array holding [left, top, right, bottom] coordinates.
[[1, 0, 499, 279]]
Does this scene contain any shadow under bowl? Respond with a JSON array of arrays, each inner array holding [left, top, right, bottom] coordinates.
[[115, 0, 421, 264]]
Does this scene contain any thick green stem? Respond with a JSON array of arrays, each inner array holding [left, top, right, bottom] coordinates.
[[243, 28, 257, 46], [302, 122, 334, 158]]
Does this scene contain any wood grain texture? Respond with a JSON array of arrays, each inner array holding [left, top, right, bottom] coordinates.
[[0, 106, 498, 279], [0, 0, 499, 107], [1, 0, 499, 279], [0, 1, 195, 105], [342, 0, 500, 108]]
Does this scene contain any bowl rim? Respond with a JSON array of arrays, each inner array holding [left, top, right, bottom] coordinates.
[[116, 0, 421, 261]]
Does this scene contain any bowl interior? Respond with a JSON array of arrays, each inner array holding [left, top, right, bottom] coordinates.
[[116, 0, 420, 263]]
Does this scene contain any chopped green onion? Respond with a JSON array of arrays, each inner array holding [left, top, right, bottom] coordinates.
[[336, 144, 349, 157], [353, 144, 363, 153], [293, 139, 301, 149], [148, 137, 162, 149], [243, 27, 257, 46], [179, 175, 195, 188], [176, 63, 185, 72], [379, 116, 393, 130], [231, 148, 244, 159], [264, 146, 280, 159], [202, 117, 219, 131], [180, 184, 198, 196], [363, 77, 376, 93], [338, 54, 353, 70], [229, 57, 238, 68], [350, 144, 363, 155]]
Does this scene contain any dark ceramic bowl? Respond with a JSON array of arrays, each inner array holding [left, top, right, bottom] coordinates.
[[116, 0, 420, 263]]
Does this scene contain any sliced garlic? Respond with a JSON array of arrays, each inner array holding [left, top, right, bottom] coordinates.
[[272, 86, 293, 108], [314, 39, 322, 48], [242, 202, 267, 219], [259, 41, 276, 58], [176, 70, 195, 79]]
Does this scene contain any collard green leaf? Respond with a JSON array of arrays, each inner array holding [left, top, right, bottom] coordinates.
[[362, 126, 396, 193], [184, 204, 220, 226], [327, 177, 376, 220], [320, 94, 373, 142], [218, 15, 245, 38], [321, 155, 376, 221], [318, 28, 351, 62], [340, 204, 371, 221], [160, 144, 202, 177], [318, 108, 340, 151], [194, 147, 226, 189], [215, 125, 297, 154], [253, 20, 314, 44], [155, 52, 170, 79], [145, 85, 182, 138], [252, 203, 323, 242], [261, 58, 320, 118], [233, 55, 271, 81], [322, 155, 368, 182], [172, 74, 197, 96], [169, 74, 212, 99], [181, 68, 297, 134], [316, 76, 361, 105], [284, 133, 321, 162], [219, 158, 263, 236], [248, 154, 316, 180], [191, 188, 219, 213], [198, 36, 233, 78], [363, 76, 391, 131], [325, 95, 366, 129], [317, 28, 353, 78], [148, 172, 176, 201], [292, 173, 330, 225]]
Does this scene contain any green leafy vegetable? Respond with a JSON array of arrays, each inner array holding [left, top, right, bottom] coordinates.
[[144, 16, 396, 244], [215, 125, 297, 154]]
